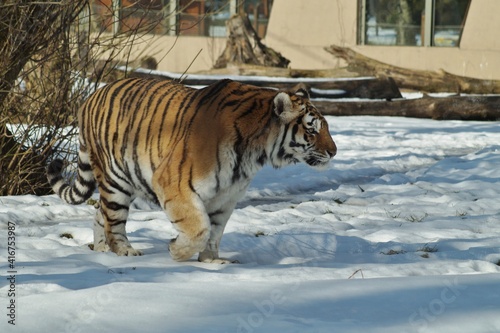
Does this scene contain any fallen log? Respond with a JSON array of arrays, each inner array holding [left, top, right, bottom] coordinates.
[[325, 45, 500, 94], [129, 69, 402, 100], [314, 95, 500, 121]]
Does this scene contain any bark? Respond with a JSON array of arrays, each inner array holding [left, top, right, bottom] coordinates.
[[314, 95, 500, 121], [324, 45, 500, 94]]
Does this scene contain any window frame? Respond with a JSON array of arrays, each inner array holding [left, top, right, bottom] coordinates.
[[358, 0, 470, 47]]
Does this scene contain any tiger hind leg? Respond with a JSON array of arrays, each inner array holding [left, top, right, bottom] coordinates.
[[92, 208, 110, 252], [99, 189, 142, 256]]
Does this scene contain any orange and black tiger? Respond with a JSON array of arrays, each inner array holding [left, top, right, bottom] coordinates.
[[47, 78, 337, 263]]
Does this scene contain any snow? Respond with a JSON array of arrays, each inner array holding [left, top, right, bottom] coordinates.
[[1, 116, 500, 333]]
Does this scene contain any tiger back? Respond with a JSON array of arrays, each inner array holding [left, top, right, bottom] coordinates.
[[47, 78, 336, 263]]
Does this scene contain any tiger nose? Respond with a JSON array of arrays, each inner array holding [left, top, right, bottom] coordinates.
[[327, 142, 337, 158]]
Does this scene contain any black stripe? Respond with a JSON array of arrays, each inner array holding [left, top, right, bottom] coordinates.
[[100, 197, 129, 212], [231, 125, 246, 182], [212, 82, 250, 111], [71, 180, 94, 198], [107, 177, 132, 197], [209, 209, 224, 219], [232, 92, 261, 116], [214, 145, 221, 192], [200, 79, 232, 104], [188, 165, 196, 194], [66, 186, 82, 204], [107, 218, 127, 226], [79, 161, 92, 172], [277, 124, 290, 159], [235, 98, 258, 119], [57, 183, 69, 197]]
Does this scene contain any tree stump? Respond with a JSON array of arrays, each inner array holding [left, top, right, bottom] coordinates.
[[214, 14, 290, 69]]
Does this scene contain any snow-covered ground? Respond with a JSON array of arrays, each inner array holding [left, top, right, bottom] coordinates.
[[1, 116, 500, 333]]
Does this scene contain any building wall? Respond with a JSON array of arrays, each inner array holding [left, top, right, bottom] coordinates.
[[143, 0, 500, 80], [265, 0, 500, 80]]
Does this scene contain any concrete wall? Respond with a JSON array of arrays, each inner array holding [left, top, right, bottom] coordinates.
[[119, 34, 227, 73], [265, 0, 357, 69]]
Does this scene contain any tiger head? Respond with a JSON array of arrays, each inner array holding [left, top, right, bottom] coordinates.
[[271, 84, 337, 170]]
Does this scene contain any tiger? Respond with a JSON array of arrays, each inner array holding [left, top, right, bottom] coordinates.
[[47, 77, 337, 263]]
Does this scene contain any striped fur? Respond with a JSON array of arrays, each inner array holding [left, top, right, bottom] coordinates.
[[47, 78, 336, 262]]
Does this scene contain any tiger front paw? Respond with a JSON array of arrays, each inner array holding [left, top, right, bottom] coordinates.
[[169, 240, 197, 261], [169, 231, 209, 261]]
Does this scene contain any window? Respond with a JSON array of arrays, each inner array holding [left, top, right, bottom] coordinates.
[[90, 0, 273, 38], [433, 0, 470, 47], [91, 0, 172, 35], [358, 0, 471, 47], [119, 0, 166, 34], [177, 0, 231, 36]]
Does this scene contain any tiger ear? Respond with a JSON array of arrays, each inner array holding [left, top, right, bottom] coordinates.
[[273, 92, 296, 123], [290, 83, 310, 99]]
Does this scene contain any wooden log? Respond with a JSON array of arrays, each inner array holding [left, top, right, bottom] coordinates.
[[314, 95, 500, 121], [324, 45, 500, 94]]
